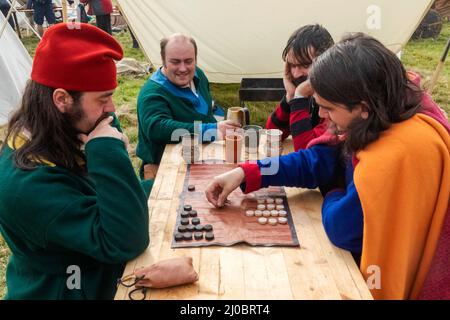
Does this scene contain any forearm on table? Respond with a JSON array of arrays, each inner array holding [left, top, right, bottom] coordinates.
[[239, 145, 340, 193]]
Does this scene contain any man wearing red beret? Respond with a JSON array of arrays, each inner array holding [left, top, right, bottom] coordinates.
[[0, 23, 149, 299]]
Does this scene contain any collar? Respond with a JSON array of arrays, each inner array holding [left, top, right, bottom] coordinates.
[[151, 67, 200, 88], [7, 132, 57, 167], [7, 129, 89, 167]]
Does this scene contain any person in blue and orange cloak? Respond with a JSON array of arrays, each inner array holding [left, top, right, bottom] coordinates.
[[205, 33, 450, 300]]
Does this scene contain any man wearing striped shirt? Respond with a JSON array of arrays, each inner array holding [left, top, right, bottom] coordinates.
[[266, 24, 334, 151]]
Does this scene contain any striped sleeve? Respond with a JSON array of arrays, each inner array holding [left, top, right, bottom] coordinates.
[[289, 97, 319, 151], [265, 96, 291, 140]]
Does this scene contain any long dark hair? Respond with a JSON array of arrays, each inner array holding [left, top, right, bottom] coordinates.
[[2, 80, 87, 175], [282, 24, 334, 66], [309, 33, 423, 152]]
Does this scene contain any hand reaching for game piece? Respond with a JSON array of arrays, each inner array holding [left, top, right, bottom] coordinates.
[[205, 167, 246, 208]]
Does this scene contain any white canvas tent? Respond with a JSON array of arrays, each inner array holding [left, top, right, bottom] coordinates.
[[0, 13, 31, 126], [117, 0, 434, 83]]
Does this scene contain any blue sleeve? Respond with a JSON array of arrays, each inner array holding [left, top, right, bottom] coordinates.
[[258, 145, 340, 189], [322, 182, 363, 253], [201, 123, 217, 142]]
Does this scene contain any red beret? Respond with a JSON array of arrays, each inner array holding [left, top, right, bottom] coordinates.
[[31, 23, 123, 92]]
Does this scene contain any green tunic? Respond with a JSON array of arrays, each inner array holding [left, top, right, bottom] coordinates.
[[0, 136, 149, 299], [136, 67, 217, 165]]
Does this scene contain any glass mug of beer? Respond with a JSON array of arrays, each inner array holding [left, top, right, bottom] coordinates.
[[224, 133, 243, 163], [181, 133, 200, 164]]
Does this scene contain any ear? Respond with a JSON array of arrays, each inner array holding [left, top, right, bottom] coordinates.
[[53, 89, 72, 113], [360, 101, 370, 120]]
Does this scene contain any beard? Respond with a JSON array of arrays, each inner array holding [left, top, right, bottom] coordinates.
[[65, 102, 111, 135]]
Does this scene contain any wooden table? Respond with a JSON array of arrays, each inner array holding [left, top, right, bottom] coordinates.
[[115, 136, 372, 300]]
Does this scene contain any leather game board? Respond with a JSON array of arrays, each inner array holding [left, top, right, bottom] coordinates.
[[171, 162, 300, 248]]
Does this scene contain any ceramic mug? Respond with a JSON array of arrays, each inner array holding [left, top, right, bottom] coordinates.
[[226, 106, 250, 126]]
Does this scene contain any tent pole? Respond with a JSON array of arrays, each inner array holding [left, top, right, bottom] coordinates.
[[427, 37, 450, 94], [62, 0, 68, 23], [0, 0, 17, 40]]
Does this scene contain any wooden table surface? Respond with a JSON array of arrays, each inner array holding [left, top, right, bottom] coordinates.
[[115, 136, 372, 300]]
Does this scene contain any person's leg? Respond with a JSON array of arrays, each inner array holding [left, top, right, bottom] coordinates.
[[95, 14, 111, 34], [43, 0, 55, 28], [33, 3, 45, 37], [36, 24, 44, 37]]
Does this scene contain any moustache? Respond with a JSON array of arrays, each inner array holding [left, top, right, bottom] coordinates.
[[293, 75, 308, 87], [89, 112, 112, 133]]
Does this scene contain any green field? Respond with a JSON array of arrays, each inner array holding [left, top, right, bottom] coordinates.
[[0, 22, 449, 299]]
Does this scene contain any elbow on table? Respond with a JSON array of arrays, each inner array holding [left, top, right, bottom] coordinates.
[[124, 229, 150, 261], [324, 230, 348, 251], [100, 232, 150, 264], [127, 236, 150, 261]]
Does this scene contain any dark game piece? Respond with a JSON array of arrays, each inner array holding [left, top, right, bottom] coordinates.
[[183, 205, 192, 211], [191, 217, 201, 225], [189, 210, 197, 217], [194, 232, 203, 240], [180, 211, 189, 218], [205, 232, 214, 241], [186, 225, 195, 232], [188, 185, 195, 191], [180, 218, 190, 225], [204, 224, 213, 232], [174, 233, 184, 241], [183, 232, 193, 240], [178, 225, 187, 233], [194, 225, 204, 232]]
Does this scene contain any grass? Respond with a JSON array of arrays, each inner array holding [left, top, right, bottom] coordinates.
[[402, 22, 450, 109], [0, 237, 8, 298], [1, 22, 449, 299]]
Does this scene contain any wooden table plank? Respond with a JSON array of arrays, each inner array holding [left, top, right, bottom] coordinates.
[[259, 247, 293, 299], [196, 247, 221, 299], [282, 188, 342, 299], [218, 247, 245, 299]]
